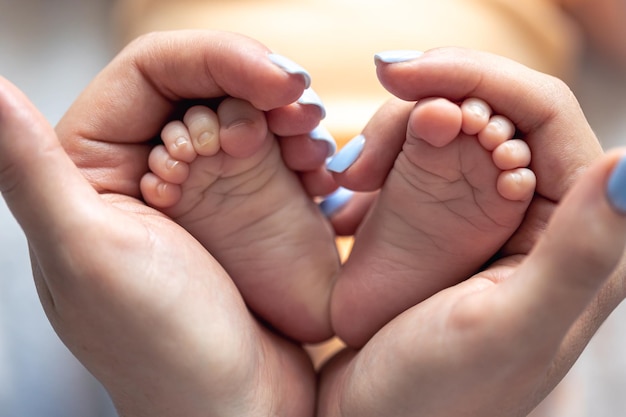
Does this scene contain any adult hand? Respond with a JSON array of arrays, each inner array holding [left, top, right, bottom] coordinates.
[[57, 30, 325, 198], [0, 30, 327, 417], [319, 48, 626, 416]]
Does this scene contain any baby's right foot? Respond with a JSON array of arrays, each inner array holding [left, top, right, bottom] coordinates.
[[140, 99, 340, 343], [331, 97, 536, 347]]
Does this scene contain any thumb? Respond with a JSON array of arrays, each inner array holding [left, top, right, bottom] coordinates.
[[502, 149, 626, 343], [0, 77, 101, 247]]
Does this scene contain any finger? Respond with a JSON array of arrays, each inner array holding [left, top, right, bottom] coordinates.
[[347, 151, 626, 417], [267, 87, 326, 136], [299, 168, 338, 198], [58, 30, 310, 145], [281, 128, 336, 172], [322, 98, 410, 234], [0, 77, 102, 246], [375, 47, 603, 200], [496, 149, 626, 346], [327, 97, 412, 191], [325, 191, 378, 236], [56, 30, 312, 195]]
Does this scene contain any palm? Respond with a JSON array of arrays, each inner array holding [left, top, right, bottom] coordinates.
[[320, 178, 626, 417], [33, 192, 316, 416], [320, 258, 550, 417]]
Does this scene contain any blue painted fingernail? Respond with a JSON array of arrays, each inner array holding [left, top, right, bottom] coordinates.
[[319, 187, 354, 217], [326, 134, 366, 173], [309, 125, 336, 158], [298, 88, 326, 119], [268, 53, 312, 89], [607, 156, 626, 214], [374, 50, 424, 64]]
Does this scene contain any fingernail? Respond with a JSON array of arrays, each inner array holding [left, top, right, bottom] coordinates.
[[309, 125, 336, 158], [374, 50, 424, 64], [607, 156, 626, 214], [268, 53, 311, 89], [298, 88, 326, 119], [319, 187, 354, 217], [327, 134, 366, 173]]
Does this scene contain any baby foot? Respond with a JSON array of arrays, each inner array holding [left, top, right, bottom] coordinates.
[[331, 97, 536, 347], [140, 99, 340, 343]]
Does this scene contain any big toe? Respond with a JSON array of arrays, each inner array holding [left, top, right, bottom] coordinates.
[[218, 98, 269, 159], [408, 97, 462, 148]]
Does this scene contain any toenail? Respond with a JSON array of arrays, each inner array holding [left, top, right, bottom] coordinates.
[[488, 118, 508, 137], [374, 50, 424, 64], [326, 134, 366, 173], [298, 88, 326, 119], [165, 158, 179, 170], [463, 99, 488, 119], [309, 125, 337, 158], [268, 53, 312, 89], [197, 132, 213, 146], [319, 187, 354, 217], [607, 156, 626, 214], [174, 136, 188, 148], [156, 182, 168, 197]]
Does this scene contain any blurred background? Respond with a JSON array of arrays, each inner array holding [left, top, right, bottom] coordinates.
[[0, 0, 625, 416], [0, 1, 117, 416]]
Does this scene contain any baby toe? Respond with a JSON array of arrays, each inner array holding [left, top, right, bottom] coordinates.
[[161, 120, 197, 163], [183, 105, 221, 157], [478, 115, 516, 151], [497, 168, 536, 202], [492, 139, 531, 171], [461, 98, 492, 135], [218, 98, 269, 159], [148, 144, 190, 184], [140, 172, 183, 208]]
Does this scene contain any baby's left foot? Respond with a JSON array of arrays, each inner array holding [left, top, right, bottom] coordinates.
[[331, 97, 536, 347], [140, 99, 340, 343]]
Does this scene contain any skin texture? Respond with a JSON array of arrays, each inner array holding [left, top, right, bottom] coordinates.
[[1, 32, 625, 416], [330, 96, 536, 348], [140, 99, 339, 343], [320, 48, 626, 415], [2, 31, 324, 417]]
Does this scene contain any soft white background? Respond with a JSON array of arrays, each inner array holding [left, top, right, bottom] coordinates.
[[0, 0, 625, 416]]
